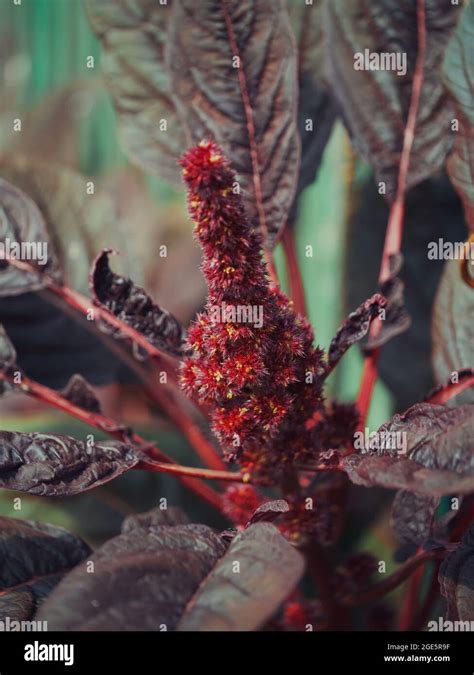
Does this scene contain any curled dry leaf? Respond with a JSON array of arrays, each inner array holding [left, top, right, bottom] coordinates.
[[177, 523, 305, 631], [443, 0, 474, 231], [344, 403, 474, 496], [167, 0, 300, 247], [0, 431, 138, 496], [432, 258, 474, 405], [91, 249, 186, 357], [327, 293, 386, 370], [0, 178, 61, 296], [60, 374, 102, 414], [287, 0, 337, 210], [365, 254, 411, 351], [85, 0, 184, 185], [0, 516, 90, 621], [439, 523, 474, 621], [326, 0, 461, 201], [247, 499, 290, 526]]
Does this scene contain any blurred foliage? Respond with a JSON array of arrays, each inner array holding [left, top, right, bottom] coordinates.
[[0, 0, 393, 567]]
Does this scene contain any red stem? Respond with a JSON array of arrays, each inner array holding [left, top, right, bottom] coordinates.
[[0, 370, 223, 511], [356, 0, 426, 427], [425, 370, 474, 405], [138, 458, 244, 483], [8, 258, 225, 471], [282, 228, 307, 316]]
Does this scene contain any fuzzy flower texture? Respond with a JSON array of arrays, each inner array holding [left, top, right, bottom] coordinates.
[[180, 141, 340, 483]]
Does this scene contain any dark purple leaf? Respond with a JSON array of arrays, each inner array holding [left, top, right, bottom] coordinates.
[[90, 249, 186, 357], [439, 523, 474, 621], [121, 505, 189, 534], [287, 0, 337, 213], [365, 254, 411, 351], [432, 259, 474, 405], [37, 523, 228, 630], [177, 523, 305, 631], [0, 516, 90, 620], [247, 500, 289, 526], [328, 294, 386, 370], [443, 1, 474, 231], [60, 374, 102, 414], [0, 178, 61, 296], [391, 490, 440, 546], [167, 0, 300, 247], [326, 0, 461, 201], [38, 521, 303, 631], [344, 402, 474, 496], [344, 453, 474, 496], [84, 0, 185, 185], [0, 431, 138, 496]]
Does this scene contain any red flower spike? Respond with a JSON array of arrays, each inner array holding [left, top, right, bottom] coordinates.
[[180, 141, 325, 482]]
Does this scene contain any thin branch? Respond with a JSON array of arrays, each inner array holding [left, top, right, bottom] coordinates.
[[425, 369, 474, 405], [138, 458, 244, 483], [344, 547, 447, 608], [0, 370, 223, 512], [8, 258, 225, 471], [356, 0, 427, 427]]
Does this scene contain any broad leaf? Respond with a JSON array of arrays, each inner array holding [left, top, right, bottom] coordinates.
[[121, 505, 190, 533], [443, 1, 474, 230], [0, 431, 138, 496], [168, 0, 300, 247], [91, 249, 186, 357], [0, 155, 133, 295], [0, 516, 90, 620], [287, 0, 337, 209], [37, 522, 228, 630], [439, 523, 474, 621], [38, 521, 304, 631], [177, 523, 305, 630], [432, 258, 474, 405], [344, 403, 474, 496], [0, 178, 61, 296], [85, 0, 184, 185], [326, 0, 461, 200]]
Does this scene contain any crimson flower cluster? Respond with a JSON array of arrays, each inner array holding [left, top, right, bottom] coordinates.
[[179, 141, 326, 482]]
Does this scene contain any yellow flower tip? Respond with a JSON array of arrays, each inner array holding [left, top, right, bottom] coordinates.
[[242, 472, 251, 483], [209, 153, 222, 164]]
